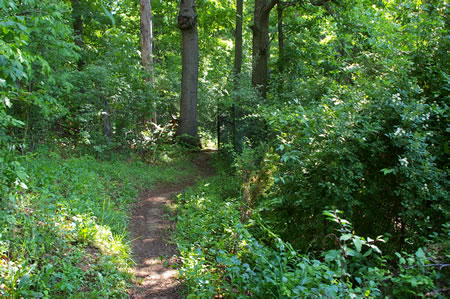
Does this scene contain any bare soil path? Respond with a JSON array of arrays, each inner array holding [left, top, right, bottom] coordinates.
[[128, 151, 215, 299]]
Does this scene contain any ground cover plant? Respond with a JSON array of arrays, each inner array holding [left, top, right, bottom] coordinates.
[[0, 147, 194, 297], [175, 171, 449, 298]]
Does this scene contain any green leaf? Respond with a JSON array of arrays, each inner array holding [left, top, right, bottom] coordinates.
[[15, 170, 27, 181], [322, 211, 335, 218], [340, 233, 353, 241], [415, 248, 425, 258], [380, 168, 395, 175], [363, 249, 373, 257], [101, 3, 115, 25], [31, 292, 44, 297], [353, 237, 362, 252], [8, 1, 16, 10], [6, 215, 16, 225], [18, 274, 30, 288], [324, 249, 340, 262]]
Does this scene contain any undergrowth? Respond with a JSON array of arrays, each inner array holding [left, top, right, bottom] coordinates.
[[0, 147, 194, 297], [175, 171, 449, 298]]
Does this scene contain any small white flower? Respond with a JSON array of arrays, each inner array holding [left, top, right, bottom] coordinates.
[[394, 127, 405, 136], [392, 93, 402, 103], [399, 157, 409, 167]]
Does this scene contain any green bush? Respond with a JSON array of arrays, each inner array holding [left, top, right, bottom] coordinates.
[[176, 176, 388, 297], [175, 173, 449, 297], [262, 85, 448, 252]]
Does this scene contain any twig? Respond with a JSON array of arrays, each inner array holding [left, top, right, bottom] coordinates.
[[404, 263, 450, 270], [424, 263, 450, 270], [425, 287, 450, 297]]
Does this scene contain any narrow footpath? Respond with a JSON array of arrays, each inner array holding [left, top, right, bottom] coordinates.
[[128, 151, 215, 299]]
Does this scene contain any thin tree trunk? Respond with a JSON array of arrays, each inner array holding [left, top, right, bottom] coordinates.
[[232, 0, 244, 151], [140, 0, 157, 123], [71, 0, 84, 69], [234, 0, 244, 78], [140, 0, 154, 83], [277, 2, 284, 73], [277, 1, 285, 94], [176, 0, 199, 145]]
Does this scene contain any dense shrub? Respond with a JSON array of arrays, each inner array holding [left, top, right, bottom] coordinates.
[[175, 174, 449, 297], [262, 85, 448, 252], [249, 0, 450, 254]]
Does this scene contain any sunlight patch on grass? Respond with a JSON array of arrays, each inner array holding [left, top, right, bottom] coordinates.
[[0, 148, 195, 297]]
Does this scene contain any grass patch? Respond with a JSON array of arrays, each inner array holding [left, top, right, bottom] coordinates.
[[0, 148, 195, 297]]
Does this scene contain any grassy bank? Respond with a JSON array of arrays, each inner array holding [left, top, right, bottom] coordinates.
[[0, 148, 194, 297]]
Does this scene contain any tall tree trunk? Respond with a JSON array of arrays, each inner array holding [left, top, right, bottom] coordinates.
[[234, 0, 244, 78], [71, 0, 84, 69], [251, 0, 278, 98], [277, 1, 285, 94], [176, 0, 199, 145], [140, 0, 154, 83], [232, 0, 244, 151], [277, 2, 284, 74], [140, 0, 156, 123]]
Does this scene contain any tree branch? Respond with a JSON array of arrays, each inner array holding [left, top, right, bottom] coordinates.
[[425, 287, 450, 297], [425, 263, 450, 270], [405, 263, 450, 270], [264, 0, 280, 14], [310, 0, 326, 5], [310, 0, 336, 17], [281, 0, 301, 8], [266, 31, 278, 51]]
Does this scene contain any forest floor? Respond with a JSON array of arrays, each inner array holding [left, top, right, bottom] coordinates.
[[128, 151, 216, 298]]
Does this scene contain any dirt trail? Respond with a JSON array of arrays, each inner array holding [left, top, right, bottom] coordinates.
[[128, 151, 215, 299]]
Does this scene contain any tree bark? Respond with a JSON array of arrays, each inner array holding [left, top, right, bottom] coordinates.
[[251, 0, 278, 98], [231, 0, 244, 151], [140, 0, 157, 123], [71, 0, 84, 69], [234, 0, 244, 79], [276, 1, 285, 94], [277, 2, 284, 74], [176, 0, 199, 145], [140, 0, 154, 83]]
